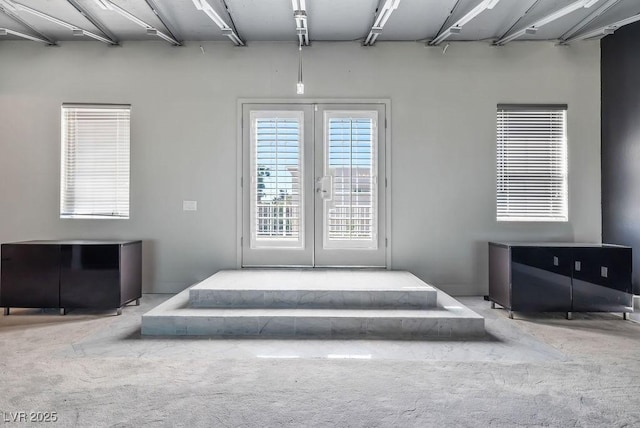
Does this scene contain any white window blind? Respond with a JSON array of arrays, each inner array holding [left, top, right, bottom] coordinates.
[[250, 111, 304, 248], [323, 111, 378, 249], [325, 112, 376, 247], [496, 105, 568, 222], [61, 104, 131, 219]]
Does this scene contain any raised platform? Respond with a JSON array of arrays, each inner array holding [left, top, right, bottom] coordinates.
[[190, 270, 438, 309], [142, 270, 484, 338]]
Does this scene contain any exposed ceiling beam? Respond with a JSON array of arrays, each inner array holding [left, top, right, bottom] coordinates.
[[563, 12, 640, 43], [0, 27, 52, 43], [95, 0, 180, 46], [495, 0, 543, 43], [431, 0, 462, 42], [192, 0, 244, 46], [220, 0, 243, 44], [292, 0, 309, 46], [143, 0, 182, 45], [495, 0, 602, 45], [429, 0, 501, 46], [0, 4, 56, 45], [66, 0, 118, 45], [0, 0, 116, 44], [559, 0, 622, 41], [363, 0, 402, 46]]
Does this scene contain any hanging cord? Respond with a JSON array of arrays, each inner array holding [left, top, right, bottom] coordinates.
[[297, 42, 304, 94], [298, 43, 303, 84]]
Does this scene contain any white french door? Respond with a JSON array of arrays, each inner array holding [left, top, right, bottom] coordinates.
[[241, 103, 386, 267]]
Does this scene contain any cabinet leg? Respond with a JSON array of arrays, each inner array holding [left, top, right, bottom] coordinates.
[[566, 312, 572, 320], [508, 311, 514, 319], [623, 312, 628, 320], [3, 308, 9, 316], [116, 307, 122, 316], [135, 298, 140, 306], [491, 302, 496, 309], [60, 308, 66, 316]]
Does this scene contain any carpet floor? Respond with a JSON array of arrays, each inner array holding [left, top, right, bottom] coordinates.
[[0, 295, 639, 427]]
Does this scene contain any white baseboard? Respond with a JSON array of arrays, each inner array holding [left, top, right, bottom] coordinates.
[[630, 296, 640, 323], [435, 284, 487, 297]]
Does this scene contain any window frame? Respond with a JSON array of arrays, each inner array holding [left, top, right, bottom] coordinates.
[[496, 104, 568, 223], [60, 103, 131, 220], [249, 110, 305, 249], [322, 110, 379, 250]]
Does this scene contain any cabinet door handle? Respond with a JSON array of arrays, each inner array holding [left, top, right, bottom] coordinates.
[[601, 266, 608, 278], [574, 261, 581, 272]]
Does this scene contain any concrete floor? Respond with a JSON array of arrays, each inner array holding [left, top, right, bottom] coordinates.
[[0, 295, 639, 427]]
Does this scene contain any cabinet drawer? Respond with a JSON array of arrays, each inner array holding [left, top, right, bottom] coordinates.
[[59, 245, 122, 308], [572, 247, 632, 312], [0, 244, 60, 308], [571, 247, 631, 292], [510, 247, 572, 312], [511, 247, 572, 276]]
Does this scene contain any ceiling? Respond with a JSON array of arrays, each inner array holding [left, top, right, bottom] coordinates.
[[0, 0, 639, 46]]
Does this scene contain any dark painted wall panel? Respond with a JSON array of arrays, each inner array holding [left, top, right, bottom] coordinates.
[[602, 21, 640, 295]]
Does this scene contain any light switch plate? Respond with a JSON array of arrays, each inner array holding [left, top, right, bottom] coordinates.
[[574, 261, 581, 272], [553, 256, 558, 266], [183, 200, 197, 211], [601, 266, 608, 278]]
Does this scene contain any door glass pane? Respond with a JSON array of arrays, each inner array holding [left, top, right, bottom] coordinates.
[[251, 112, 304, 248], [324, 112, 377, 249]]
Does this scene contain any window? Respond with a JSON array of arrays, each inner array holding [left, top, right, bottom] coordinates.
[[496, 104, 568, 222], [324, 112, 377, 248], [61, 104, 131, 219], [250, 111, 304, 248]]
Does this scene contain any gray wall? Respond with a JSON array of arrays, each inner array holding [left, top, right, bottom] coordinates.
[[0, 40, 602, 295], [602, 22, 640, 295]]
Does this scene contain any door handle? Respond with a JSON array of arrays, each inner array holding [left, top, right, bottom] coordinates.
[[316, 176, 333, 200]]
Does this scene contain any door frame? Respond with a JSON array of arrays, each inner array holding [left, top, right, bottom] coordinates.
[[236, 98, 392, 269]]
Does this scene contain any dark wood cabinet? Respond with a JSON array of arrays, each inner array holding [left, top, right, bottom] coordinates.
[[489, 242, 633, 319], [1, 240, 142, 315]]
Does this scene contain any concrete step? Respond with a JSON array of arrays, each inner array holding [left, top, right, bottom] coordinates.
[[142, 286, 485, 338], [189, 270, 438, 309]]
